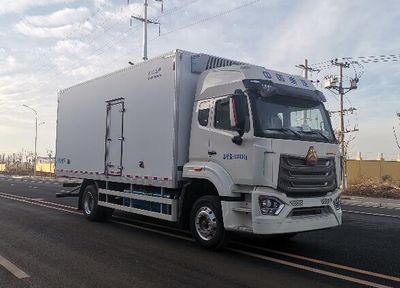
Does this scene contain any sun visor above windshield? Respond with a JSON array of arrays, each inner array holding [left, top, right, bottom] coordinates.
[[243, 79, 326, 102], [195, 65, 320, 101]]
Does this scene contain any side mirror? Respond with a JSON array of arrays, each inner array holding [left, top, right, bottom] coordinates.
[[230, 89, 247, 145]]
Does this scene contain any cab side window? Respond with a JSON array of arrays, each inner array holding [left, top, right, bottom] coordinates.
[[197, 100, 210, 127], [214, 98, 233, 131]]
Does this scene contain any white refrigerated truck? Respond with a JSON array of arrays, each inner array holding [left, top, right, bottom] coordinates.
[[56, 49, 342, 249]]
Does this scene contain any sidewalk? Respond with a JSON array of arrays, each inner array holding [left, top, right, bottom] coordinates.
[[342, 195, 400, 210]]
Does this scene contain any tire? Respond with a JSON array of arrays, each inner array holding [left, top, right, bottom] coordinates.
[[82, 184, 113, 221], [190, 195, 226, 250]]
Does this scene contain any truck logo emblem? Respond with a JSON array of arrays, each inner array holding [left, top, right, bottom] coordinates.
[[306, 146, 318, 166]]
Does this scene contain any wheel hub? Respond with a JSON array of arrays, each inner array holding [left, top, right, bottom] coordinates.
[[195, 206, 217, 241], [84, 191, 94, 215]]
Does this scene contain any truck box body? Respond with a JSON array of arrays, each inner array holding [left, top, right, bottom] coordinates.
[[56, 50, 211, 188]]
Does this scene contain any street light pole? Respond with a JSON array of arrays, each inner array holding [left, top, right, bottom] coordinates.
[[22, 104, 38, 177]]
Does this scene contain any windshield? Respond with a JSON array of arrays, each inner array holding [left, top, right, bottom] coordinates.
[[251, 93, 336, 143]]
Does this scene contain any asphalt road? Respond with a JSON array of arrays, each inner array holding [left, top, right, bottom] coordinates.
[[0, 177, 399, 288]]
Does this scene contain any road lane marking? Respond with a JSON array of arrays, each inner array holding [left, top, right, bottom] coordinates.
[[0, 191, 398, 287], [109, 220, 192, 241], [226, 248, 392, 288], [343, 209, 400, 219], [0, 193, 80, 215], [0, 192, 77, 210], [110, 219, 395, 288], [232, 242, 400, 283], [114, 216, 400, 284], [0, 255, 29, 279]]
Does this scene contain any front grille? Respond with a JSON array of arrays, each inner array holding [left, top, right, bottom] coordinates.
[[289, 206, 332, 217], [278, 155, 337, 197]]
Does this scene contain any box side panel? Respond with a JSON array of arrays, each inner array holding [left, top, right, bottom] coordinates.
[[123, 56, 176, 182], [56, 55, 177, 185]]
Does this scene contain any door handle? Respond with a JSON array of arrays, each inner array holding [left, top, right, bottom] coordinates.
[[208, 150, 217, 156]]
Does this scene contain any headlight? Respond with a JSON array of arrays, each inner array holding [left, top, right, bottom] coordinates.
[[258, 196, 285, 215], [333, 196, 341, 210]]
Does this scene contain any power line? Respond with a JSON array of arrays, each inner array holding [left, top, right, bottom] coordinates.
[[7, 0, 202, 93], [18, 2, 138, 77], [12, 0, 261, 97], [310, 53, 400, 69], [157, 0, 261, 38]]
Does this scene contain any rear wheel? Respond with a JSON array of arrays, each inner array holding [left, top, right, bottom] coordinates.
[[82, 184, 113, 221], [190, 195, 226, 250]]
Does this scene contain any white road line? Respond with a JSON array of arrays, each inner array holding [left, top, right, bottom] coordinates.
[[227, 248, 392, 288], [0, 255, 29, 279], [110, 220, 193, 241], [0, 192, 82, 215], [116, 216, 400, 284], [343, 209, 400, 219], [0, 192, 397, 287], [0, 192, 76, 210], [0, 194, 81, 215], [232, 242, 400, 283], [110, 219, 395, 288]]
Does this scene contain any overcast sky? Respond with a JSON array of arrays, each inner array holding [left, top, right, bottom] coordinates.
[[0, 0, 399, 159]]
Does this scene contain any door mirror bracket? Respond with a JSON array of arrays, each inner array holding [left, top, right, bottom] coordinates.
[[230, 89, 247, 145]]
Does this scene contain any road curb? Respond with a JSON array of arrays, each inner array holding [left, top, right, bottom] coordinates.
[[342, 196, 400, 210]]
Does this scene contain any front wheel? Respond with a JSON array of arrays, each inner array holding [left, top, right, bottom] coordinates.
[[190, 195, 226, 250]]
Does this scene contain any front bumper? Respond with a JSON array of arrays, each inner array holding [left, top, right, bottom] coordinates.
[[252, 187, 342, 234], [223, 187, 342, 235]]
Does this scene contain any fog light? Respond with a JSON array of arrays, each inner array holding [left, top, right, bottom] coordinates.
[[333, 196, 341, 210], [258, 196, 285, 215]]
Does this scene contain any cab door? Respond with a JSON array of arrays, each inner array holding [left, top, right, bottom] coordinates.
[[208, 95, 254, 184], [188, 100, 212, 162]]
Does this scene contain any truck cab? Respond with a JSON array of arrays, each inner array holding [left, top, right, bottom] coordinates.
[[184, 65, 342, 246]]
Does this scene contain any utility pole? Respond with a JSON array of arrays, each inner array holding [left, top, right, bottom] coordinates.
[[296, 59, 320, 125], [296, 59, 320, 79], [22, 105, 38, 177], [129, 0, 163, 61], [339, 62, 345, 167], [324, 59, 359, 189], [304, 59, 308, 79]]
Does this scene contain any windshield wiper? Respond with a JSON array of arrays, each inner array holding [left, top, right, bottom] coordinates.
[[300, 130, 331, 142], [265, 128, 301, 139]]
